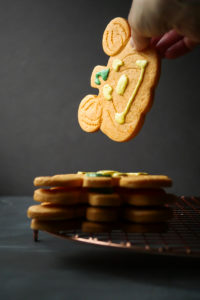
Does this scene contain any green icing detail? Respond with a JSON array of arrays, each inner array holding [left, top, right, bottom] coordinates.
[[95, 68, 110, 85], [84, 170, 148, 178], [86, 172, 111, 177]]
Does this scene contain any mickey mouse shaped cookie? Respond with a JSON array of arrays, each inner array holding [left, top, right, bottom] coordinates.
[[78, 18, 160, 142]]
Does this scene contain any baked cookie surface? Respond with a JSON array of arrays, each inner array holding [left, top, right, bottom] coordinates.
[[78, 17, 160, 142], [122, 189, 175, 206], [88, 193, 121, 207], [34, 174, 83, 187], [31, 219, 81, 233], [123, 206, 173, 223], [27, 204, 85, 221], [34, 187, 81, 205], [119, 175, 172, 188], [86, 207, 119, 223]]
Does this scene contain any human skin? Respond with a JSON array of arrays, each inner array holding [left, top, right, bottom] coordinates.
[[128, 0, 200, 58]]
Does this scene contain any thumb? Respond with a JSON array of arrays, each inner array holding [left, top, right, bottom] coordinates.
[[131, 29, 150, 51]]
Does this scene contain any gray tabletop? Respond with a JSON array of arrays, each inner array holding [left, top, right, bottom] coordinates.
[[1, 196, 200, 300]]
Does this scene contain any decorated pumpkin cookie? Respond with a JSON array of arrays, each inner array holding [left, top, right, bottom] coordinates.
[[78, 17, 160, 142]]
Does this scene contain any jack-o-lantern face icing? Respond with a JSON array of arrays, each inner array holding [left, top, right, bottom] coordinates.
[[78, 17, 160, 142]]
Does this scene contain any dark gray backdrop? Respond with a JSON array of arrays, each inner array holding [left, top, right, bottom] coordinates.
[[0, 0, 199, 196]]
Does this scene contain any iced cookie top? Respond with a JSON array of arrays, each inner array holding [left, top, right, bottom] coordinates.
[[78, 17, 160, 142], [34, 170, 172, 189]]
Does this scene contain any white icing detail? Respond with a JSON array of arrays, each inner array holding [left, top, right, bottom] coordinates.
[[103, 84, 113, 100], [112, 59, 124, 71], [116, 74, 128, 95], [136, 59, 148, 68], [115, 59, 148, 124], [115, 112, 125, 124]]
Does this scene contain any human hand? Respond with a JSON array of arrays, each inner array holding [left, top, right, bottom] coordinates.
[[128, 0, 200, 58]]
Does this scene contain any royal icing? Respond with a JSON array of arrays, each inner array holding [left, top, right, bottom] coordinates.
[[116, 74, 129, 95], [86, 172, 111, 177], [95, 68, 110, 85], [115, 59, 148, 124], [112, 59, 124, 71], [103, 84, 113, 100], [96, 170, 148, 177]]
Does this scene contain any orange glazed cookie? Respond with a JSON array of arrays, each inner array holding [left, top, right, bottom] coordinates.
[[83, 174, 117, 188], [27, 204, 85, 221], [88, 193, 121, 207], [86, 207, 119, 223], [31, 219, 81, 233], [121, 188, 175, 206], [78, 17, 160, 142], [82, 221, 117, 233], [34, 174, 83, 187], [33, 187, 82, 205], [123, 206, 173, 224], [119, 174, 172, 189]]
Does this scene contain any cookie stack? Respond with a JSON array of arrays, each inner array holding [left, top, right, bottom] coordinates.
[[27, 174, 85, 233], [119, 174, 174, 233], [82, 172, 121, 233], [27, 171, 175, 234], [82, 171, 174, 233]]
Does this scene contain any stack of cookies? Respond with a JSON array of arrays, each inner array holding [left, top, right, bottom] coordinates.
[[27, 171, 175, 234], [82, 171, 122, 233], [82, 171, 174, 233], [119, 173, 174, 233], [27, 174, 86, 234]]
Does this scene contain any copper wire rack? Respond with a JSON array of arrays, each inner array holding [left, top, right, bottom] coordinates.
[[33, 196, 200, 257]]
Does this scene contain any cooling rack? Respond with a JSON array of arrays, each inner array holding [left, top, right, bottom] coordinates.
[[33, 196, 200, 257]]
